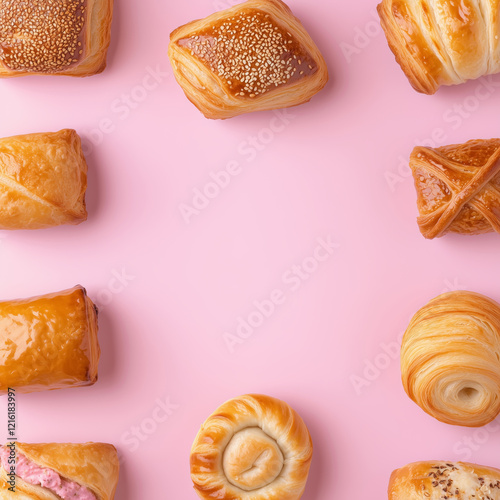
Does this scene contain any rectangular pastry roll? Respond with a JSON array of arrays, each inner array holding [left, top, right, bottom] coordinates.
[[0, 0, 114, 77], [168, 0, 328, 119], [0, 286, 100, 395], [0, 442, 119, 499], [0, 129, 88, 230]]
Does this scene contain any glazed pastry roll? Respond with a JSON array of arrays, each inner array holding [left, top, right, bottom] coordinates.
[[0, 0, 114, 77], [168, 0, 328, 119], [389, 461, 500, 499], [0, 129, 88, 230], [378, 0, 500, 94], [0, 286, 100, 395], [190, 394, 313, 500], [402, 291, 500, 427], [410, 139, 500, 239], [0, 442, 119, 499]]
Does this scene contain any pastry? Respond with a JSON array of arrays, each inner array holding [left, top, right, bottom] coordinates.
[[401, 291, 500, 427], [0, 129, 88, 230], [0, 286, 100, 395], [168, 0, 328, 119], [377, 0, 500, 94], [190, 394, 313, 500], [0, 0, 114, 77], [409, 139, 500, 239], [0, 442, 119, 499], [389, 461, 500, 499]]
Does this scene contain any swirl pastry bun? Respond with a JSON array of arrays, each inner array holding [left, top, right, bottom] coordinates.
[[389, 461, 500, 499], [402, 291, 500, 427], [0, 0, 114, 77], [190, 394, 313, 500], [168, 0, 328, 119]]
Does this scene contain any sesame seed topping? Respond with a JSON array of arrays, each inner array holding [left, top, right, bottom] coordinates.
[[177, 9, 318, 98], [0, 0, 86, 73]]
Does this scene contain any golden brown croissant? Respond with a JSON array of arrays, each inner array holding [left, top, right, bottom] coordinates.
[[402, 291, 500, 427], [0, 0, 114, 77], [0, 129, 88, 230], [168, 0, 328, 119], [190, 394, 313, 500], [409, 139, 500, 239], [0, 442, 119, 499], [389, 461, 500, 499], [0, 286, 100, 395], [378, 0, 500, 94]]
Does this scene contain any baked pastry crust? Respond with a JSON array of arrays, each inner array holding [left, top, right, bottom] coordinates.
[[0, 442, 119, 499], [0, 286, 100, 395], [401, 291, 500, 427], [168, 0, 328, 119], [0, 0, 113, 77], [409, 139, 500, 239], [377, 0, 500, 94], [389, 461, 500, 499], [0, 129, 88, 230], [190, 394, 313, 500]]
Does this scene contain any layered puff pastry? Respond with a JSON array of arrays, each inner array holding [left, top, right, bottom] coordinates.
[[168, 0, 328, 119], [190, 394, 313, 500], [401, 291, 500, 427], [389, 461, 500, 500], [0, 129, 88, 230], [0, 286, 100, 395], [410, 139, 500, 239], [0, 442, 119, 499], [378, 0, 500, 94], [0, 0, 114, 77]]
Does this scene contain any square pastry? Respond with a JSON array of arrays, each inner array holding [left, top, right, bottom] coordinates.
[[0, 0, 113, 77], [168, 0, 328, 119]]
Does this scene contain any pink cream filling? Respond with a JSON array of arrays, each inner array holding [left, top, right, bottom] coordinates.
[[0, 446, 96, 500]]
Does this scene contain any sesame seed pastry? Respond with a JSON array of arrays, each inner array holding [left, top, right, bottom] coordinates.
[[409, 139, 500, 239], [0, 0, 113, 77], [0, 285, 100, 395], [389, 461, 500, 500], [190, 394, 313, 500], [0, 129, 88, 230], [377, 0, 500, 94], [401, 291, 500, 427], [168, 0, 328, 119], [0, 443, 119, 500]]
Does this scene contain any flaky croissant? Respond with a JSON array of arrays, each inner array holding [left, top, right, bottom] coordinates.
[[401, 291, 500, 427], [190, 394, 313, 500], [378, 0, 500, 94], [389, 461, 500, 499], [168, 0, 328, 119], [410, 139, 500, 239], [0, 129, 88, 230]]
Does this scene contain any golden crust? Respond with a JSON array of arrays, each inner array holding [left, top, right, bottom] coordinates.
[[0, 129, 88, 230], [401, 291, 500, 427], [409, 139, 500, 239], [389, 461, 500, 499], [0, 0, 113, 78], [168, 0, 328, 119], [0, 286, 100, 395], [190, 394, 313, 500], [0, 443, 119, 500]]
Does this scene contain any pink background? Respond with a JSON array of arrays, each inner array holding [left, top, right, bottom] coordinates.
[[1, 0, 500, 498]]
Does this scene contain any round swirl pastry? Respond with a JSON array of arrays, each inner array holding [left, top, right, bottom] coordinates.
[[402, 291, 500, 427], [190, 394, 313, 500]]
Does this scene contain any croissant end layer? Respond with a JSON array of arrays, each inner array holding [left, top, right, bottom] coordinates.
[[168, 0, 328, 119]]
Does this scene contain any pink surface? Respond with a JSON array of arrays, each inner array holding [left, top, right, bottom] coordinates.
[[0, 0, 500, 499]]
